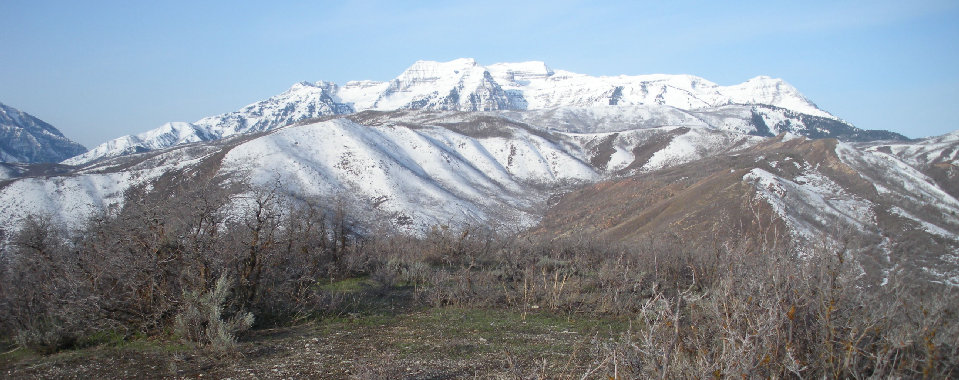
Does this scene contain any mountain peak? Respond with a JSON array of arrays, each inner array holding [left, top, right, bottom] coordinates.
[[723, 76, 826, 117], [398, 58, 480, 81], [740, 75, 795, 92], [290, 80, 317, 89], [288, 80, 338, 92]]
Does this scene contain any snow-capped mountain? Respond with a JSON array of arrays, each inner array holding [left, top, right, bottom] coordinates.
[[0, 102, 86, 163], [65, 59, 902, 165], [4, 59, 954, 285]]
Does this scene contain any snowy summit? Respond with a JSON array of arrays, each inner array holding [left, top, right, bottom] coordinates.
[[65, 59, 859, 165]]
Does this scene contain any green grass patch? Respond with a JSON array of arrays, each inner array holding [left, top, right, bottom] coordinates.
[[0, 345, 36, 367], [75, 329, 129, 348]]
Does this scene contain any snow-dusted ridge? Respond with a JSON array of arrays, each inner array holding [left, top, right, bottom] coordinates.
[[66, 58, 877, 165], [4, 110, 757, 232], [3, 105, 958, 284]]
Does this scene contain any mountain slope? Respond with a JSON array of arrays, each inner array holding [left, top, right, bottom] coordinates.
[[533, 134, 959, 286], [67, 59, 903, 165], [856, 132, 959, 199], [0, 102, 86, 163], [2, 109, 957, 285], [1, 110, 754, 232]]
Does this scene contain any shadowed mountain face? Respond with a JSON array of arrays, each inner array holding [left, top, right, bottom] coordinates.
[[0, 102, 86, 163]]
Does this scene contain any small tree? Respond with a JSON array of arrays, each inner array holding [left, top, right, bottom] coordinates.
[[174, 275, 253, 352]]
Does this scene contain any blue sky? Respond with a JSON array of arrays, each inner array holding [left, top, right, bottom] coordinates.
[[1, 0, 957, 147]]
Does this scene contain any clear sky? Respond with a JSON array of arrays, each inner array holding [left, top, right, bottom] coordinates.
[[1, 0, 957, 147]]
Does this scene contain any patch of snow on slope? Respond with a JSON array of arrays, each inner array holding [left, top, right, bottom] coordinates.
[[743, 165, 876, 244], [643, 130, 700, 171], [475, 136, 597, 184], [836, 142, 959, 221], [0, 173, 129, 229], [888, 206, 958, 240], [862, 130, 959, 167], [607, 145, 635, 172], [504, 105, 710, 134], [1, 145, 220, 230], [642, 128, 757, 172], [922, 266, 959, 287], [337, 80, 390, 110]]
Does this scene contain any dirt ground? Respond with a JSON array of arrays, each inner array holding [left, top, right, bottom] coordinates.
[[1, 307, 630, 379]]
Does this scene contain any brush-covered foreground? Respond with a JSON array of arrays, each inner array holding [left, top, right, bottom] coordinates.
[[2, 305, 632, 379], [0, 187, 957, 378]]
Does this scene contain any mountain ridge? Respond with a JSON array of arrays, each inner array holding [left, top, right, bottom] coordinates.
[[2, 108, 957, 285], [64, 59, 905, 165]]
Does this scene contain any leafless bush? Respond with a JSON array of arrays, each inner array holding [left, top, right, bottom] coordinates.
[[583, 241, 959, 378], [0, 180, 351, 351], [0, 215, 99, 352]]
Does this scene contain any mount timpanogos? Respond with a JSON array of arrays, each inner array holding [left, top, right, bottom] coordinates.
[[0, 59, 957, 287], [65, 58, 903, 165]]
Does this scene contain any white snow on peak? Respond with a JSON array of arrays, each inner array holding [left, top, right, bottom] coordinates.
[[723, 76, 827, 118], [396, 58, 479, 82], [487, 61, 554, 84], [64, 58, 839, 165]]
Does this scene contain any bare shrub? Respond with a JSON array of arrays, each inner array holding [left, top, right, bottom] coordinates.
[[0, 215, 97, 352], [584, 241, 959, 378]]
